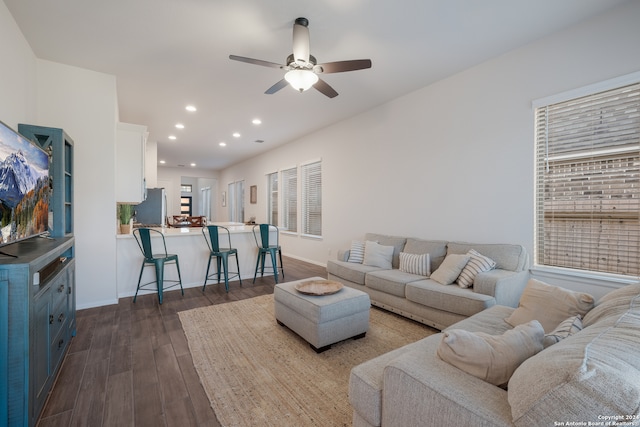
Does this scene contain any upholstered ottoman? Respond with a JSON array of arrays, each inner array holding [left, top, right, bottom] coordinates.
[[274, 277, 371, 352]]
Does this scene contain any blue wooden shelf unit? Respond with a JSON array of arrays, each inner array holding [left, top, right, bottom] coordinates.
[[1, 124, 76, 426]]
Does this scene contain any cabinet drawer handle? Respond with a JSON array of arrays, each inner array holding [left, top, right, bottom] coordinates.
[[58, 313, 65, 323], [49, 314, 54, 325], [58, 284, 65, 293]]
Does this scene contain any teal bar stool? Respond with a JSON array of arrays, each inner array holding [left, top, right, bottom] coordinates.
[[133, 228, 184, 304], [202, 224, 242, 292], [252, 224, 284, 284]]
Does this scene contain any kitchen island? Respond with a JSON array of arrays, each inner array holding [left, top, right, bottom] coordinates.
[[116, 223, 276, 299]]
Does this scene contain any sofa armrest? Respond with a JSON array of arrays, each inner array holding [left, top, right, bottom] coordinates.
[[473, 269, 529, 308], [337, 249, 350, 262], [382, 347, 513, 427]]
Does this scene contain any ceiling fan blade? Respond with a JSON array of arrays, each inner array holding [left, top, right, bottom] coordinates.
[[229, 55, 284, 69], [313, 78, 338, 98], [315, 59, 372, 74], [292, 17, 310, 64], [265, 79, 289, 95]]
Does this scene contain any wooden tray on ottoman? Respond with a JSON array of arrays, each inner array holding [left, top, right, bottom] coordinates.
[[295, 279, 343, 295]]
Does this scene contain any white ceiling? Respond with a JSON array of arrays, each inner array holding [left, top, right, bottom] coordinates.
[[4, 0, 628, 170]]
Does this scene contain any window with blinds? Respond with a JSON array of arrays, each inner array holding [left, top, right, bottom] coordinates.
[[281, 167, 297, 232], [267, 172, 278, 226], [535, 82, 640, 276], [302, 160, 322, 237]]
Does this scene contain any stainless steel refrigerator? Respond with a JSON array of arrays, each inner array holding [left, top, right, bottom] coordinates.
[[134, 188, 166, 226]]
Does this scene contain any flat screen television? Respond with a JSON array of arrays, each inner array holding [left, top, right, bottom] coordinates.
[[0, 120, 50, 247]]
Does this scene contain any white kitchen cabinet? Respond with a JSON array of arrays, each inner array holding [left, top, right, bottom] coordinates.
[[116, 122, 147, 203]]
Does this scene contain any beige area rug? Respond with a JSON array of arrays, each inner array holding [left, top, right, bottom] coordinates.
[[178, 294, 435, 427]]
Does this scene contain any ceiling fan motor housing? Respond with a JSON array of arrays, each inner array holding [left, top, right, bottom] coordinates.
[[295, 17, 309, 27], [286, 54, 317, 69]]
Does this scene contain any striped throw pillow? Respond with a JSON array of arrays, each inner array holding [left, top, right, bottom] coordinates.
[[347, 240, 365, 263], [543, 315, 583, 348], [399, 252, 431, 276], [457, 249, 496, 288]]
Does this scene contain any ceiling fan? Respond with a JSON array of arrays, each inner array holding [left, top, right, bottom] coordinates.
[[229, 17, 372, 98]]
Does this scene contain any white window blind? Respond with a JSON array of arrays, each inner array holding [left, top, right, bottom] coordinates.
[[301, 160, 322, 237], [267, 172, 278, 226], [535, 82, 640, 276], [228, 180, 244, 223], [281, 167, 297, 232]]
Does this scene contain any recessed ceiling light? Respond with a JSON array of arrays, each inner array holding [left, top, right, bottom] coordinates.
[[219, 142, 227, 147], [190, 163, 196, 167], [175, 123, 184, 129], [186, 105, 197, 112], [232, 132, 241, 138], [168, 135, 177, 140], [252, 118, 262, 125], [159, 160, 166, 164]]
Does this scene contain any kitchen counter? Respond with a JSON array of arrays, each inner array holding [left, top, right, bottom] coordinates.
[[116, 222, 276, 299]]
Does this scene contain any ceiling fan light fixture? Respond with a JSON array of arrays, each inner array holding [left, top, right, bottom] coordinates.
[[285, 69, 318, 92]]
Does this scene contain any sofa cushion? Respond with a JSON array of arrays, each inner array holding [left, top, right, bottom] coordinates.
[[363, 240, 394, 269], [430, 253, 470, 285], [508, 286, 640, 426], [447, 242, 528, 272], [505, 279, 594, 333], [457, 249, 496, 289], [365, 269, 425, 298], [437, 320, 544, 386], [399, 252, 430, 276], [403, 238, 448, 270], [347, 240, 365, 263], [364, 233, 407, 268], [444, 305, 516, 334], [350, 305, 516, 427], [349, 343, 417, 427], [583, 283, 640, 327], [543, 314, 583, 348], [406, 279, 495, 317], [326, 259, 386, 285]]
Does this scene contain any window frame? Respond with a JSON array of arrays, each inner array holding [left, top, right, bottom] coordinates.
[[301, 159, 322, 238], [533, 72, 640, 281], [266, 171, 278, 226], [280, 167, 298, 233]]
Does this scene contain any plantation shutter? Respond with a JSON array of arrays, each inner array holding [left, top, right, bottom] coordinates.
[[281, 167, 297, 232], [535, 82, 640, 276], [301, 160, 322, 237], [267, 172, 278, 226]]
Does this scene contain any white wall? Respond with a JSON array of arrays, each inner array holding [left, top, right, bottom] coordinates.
[[0, 1, 36, 127], [0, 2, 120, 309], [219, 1, 640, 295], [36, 60, 119, 308]]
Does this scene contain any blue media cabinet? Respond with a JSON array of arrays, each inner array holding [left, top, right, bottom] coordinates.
[[1, 124, 76, 426], [1, 237, 76, 426]]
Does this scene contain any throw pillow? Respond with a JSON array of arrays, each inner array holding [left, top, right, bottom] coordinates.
[[363, 240, 394, 269], [430, 253, 470, 285], [399, 252, 431, 276], [543, 315, 583, 348], [456, 249, 497, 288], [347, 240, 365, 263], [505, 279, 595, 333], [437, 320, 545, 387]]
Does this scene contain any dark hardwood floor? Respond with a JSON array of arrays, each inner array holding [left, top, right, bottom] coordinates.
[[37, 256, 328, 427]]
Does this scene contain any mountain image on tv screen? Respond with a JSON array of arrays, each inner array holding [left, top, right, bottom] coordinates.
[[0, 121, 50, 246]]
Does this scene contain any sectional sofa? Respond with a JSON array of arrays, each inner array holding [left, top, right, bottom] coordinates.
[[326, 233, 530, 330], [348, 281, 640, 427]]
